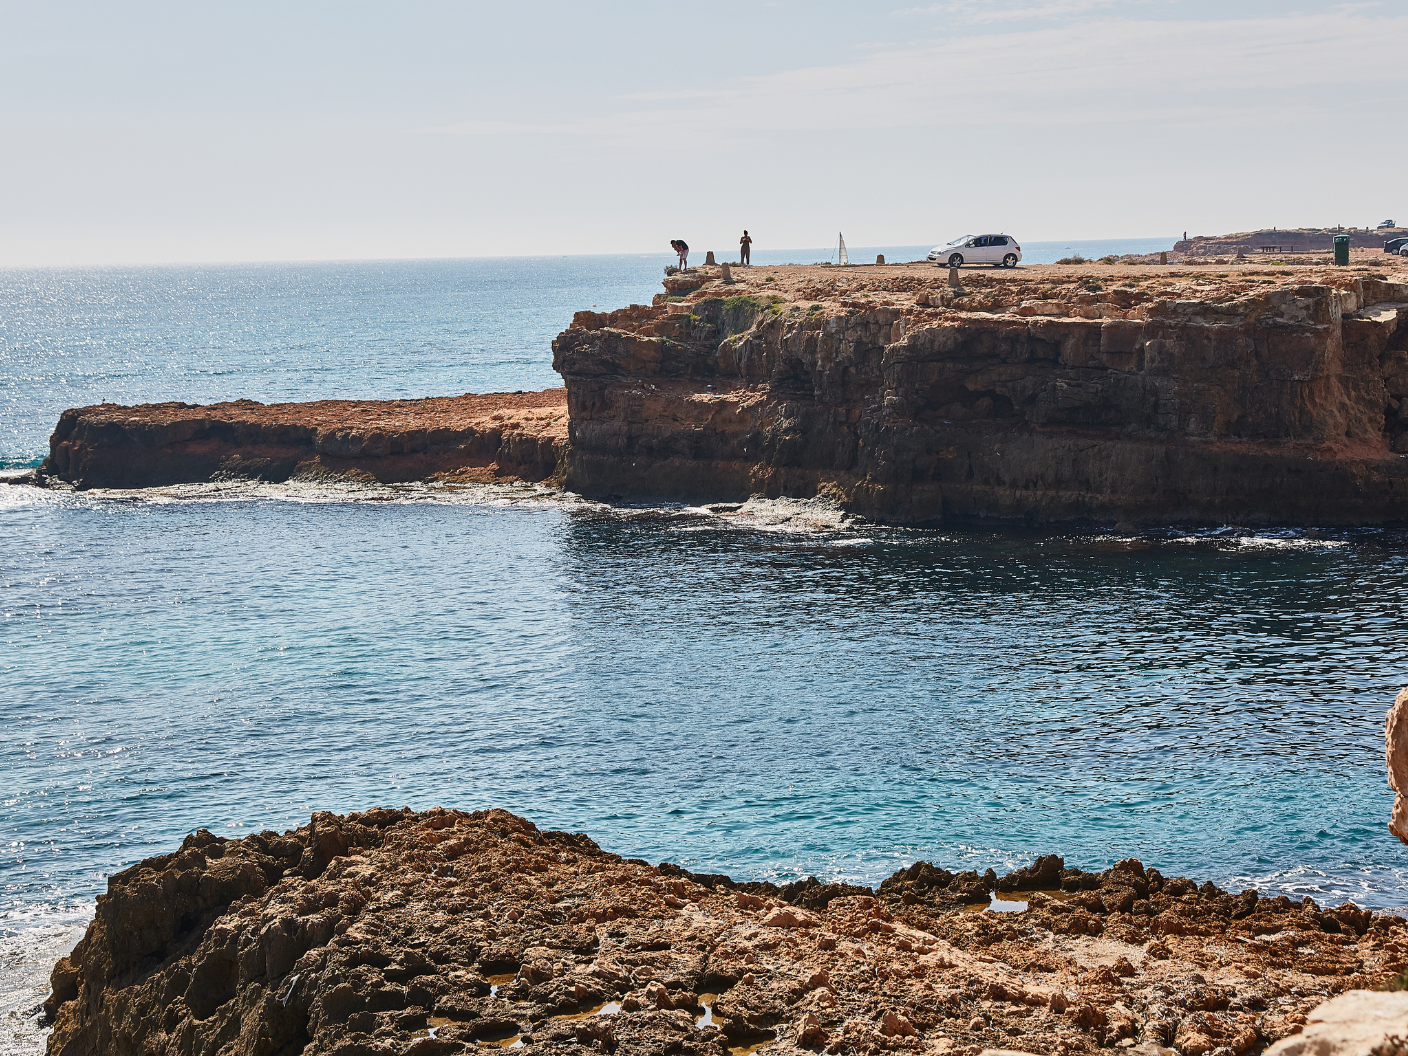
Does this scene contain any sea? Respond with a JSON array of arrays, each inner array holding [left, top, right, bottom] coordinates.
[[4, 238, 1406, 1053]]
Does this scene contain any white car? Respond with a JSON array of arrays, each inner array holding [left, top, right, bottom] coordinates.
[[927, 234, 1022, 268]]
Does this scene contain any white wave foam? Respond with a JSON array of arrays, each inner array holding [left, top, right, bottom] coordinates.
[[689, 495, 857, 534], [0, 905, 91, 1056], [1167, 531, 1349, 550], [1224, 861, 1408, 912], [0, 476, 578, 511]]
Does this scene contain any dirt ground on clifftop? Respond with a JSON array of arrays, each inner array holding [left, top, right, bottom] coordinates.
[[56, 389, 568, 443], [44, 809, 1406, 1056], [656, 250, 1408, 316]]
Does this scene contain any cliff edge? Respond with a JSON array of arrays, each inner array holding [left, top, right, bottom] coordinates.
[[552, 264, 1408, 526]]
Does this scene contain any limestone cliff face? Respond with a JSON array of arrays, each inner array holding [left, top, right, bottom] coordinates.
[[40, 392, 568, 489], [1387, 688, 1408, 845], [552, 274, 1408, 526]]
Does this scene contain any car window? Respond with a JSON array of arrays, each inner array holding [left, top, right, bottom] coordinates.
[[993, 236, 1008, 246], [967, 238, 979, 247]]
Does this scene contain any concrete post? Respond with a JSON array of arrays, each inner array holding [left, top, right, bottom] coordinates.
[[948, 266, 961, 288], [1160, 251, 1168, 265], [876, 254, 885, 265], [704, 251, 716, 266], [721, 262, 733, 283]]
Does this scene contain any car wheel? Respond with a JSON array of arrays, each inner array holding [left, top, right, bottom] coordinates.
[[1002, 254, 1018, 268], [948, 254, 964, 267]]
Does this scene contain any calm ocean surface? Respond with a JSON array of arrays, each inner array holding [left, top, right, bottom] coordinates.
[[6, 240, 1406, 1053]]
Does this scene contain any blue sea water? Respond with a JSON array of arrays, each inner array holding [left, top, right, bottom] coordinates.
[[0, 244, 1400, 1052]]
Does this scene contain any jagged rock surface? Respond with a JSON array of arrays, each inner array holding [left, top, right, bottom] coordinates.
[[44, 808, 1407, 1056], [39, 391, 569, 489], [552, 269, 1408, 526]]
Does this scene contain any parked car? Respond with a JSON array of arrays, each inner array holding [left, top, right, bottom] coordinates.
[[1401, 244, 1408, 257], [927, 234, 1022, 268], [1385, 236, 1408, 254], [1378, 220, 1397, 229]]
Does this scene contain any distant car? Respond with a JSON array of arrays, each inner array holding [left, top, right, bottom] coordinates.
[[927, 234, 1022, 268], [1379, 220, 1397, 229], [1401, 245, 1408, 257], [1385, 236, 1408, 254]]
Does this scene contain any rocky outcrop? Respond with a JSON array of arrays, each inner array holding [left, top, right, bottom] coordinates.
[[44, 808, 1407, 1056], [552, 268, 1408, 526], [1387, 688, 1408, 845], [1175, 229, 1405, 256], [38, 391, 569, 489]]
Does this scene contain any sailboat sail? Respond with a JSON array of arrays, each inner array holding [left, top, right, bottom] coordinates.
[[836, 233, 848, 266]]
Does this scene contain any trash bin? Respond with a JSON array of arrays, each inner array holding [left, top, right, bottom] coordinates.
[[1334, 235, 1350, 266]]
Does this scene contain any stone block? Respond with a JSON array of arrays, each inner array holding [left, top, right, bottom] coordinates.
[[1264, 990, 1408, 1056]]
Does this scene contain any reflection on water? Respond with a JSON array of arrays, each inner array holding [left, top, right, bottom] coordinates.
[[695, 995, 718, 1028]]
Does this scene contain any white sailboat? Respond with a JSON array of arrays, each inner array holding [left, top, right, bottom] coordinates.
[[834, 232, 849, 267]]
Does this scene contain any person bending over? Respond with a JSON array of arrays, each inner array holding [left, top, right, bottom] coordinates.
[[670, 239, 689, 271]]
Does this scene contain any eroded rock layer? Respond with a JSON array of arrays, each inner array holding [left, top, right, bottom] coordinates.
[[39, 391, 569, 489], [552, 267, 1408, 526], [44, 808, 1406, 1056]]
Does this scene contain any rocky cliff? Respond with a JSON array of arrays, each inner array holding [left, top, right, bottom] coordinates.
[[1386, 688, 1408, 845], [43, 808, 1402, 1056], [38, 391, 568, 489], [552, 265, 1408, 526]]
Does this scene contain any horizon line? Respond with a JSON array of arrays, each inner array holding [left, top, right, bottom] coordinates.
[[0, 237, 1183, 272]]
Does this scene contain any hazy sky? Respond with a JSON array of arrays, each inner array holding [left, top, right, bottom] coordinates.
[[2, 1, 1404, 265]]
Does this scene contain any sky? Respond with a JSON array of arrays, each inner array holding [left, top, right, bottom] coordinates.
[[1, 0, 1405, 266]]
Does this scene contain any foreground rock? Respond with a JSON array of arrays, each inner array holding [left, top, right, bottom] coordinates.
[[1263, 990, 1408, 1056], [38, 390, 568, 489], [552, 261, 1408, 526], [45, 808, 1405, 1056], [1387, 688, 1408, 845]]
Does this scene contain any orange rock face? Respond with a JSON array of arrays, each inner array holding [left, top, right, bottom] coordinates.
[[1387, 688, 1408, 845], [42, 808, 1406, 1056], [39, 391, 569, 489], [552, 265, 1408, 526]]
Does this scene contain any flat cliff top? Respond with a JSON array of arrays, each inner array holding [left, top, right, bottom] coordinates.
[[647, 256, 1408, 320], [59, 388, 568, 438], [45, 807, 1407, 1056]]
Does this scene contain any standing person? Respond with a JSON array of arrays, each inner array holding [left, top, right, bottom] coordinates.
[[739, 229, 752, 265], [670, 239, 689, 271]]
